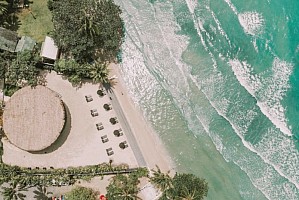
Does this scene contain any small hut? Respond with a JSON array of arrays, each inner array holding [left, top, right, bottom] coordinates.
[[40, 36, 59, 64], [3, 86, 66, 151]]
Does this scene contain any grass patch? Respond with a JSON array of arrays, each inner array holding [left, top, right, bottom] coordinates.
[[17, 0, 53, 42]]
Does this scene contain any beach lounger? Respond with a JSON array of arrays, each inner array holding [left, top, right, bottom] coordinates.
[[85, 95, 93, 102], [91, 109, 98, 117], [102, 138, 109, 143], [107, 150, 114, 156]]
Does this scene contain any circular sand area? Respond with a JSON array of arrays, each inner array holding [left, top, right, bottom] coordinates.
[[3, 86, 65, 151]]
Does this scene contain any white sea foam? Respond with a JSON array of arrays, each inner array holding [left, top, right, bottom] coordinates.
[[198, 83, 297, 198], [223, 0, 238, 15], [206, 5, 232, 48], [201, 86, 299, 192], [238, 12, 265, 36], [255, 128, 299, 189], [185, 0, 197, 14], [229, 58, 293, 136]]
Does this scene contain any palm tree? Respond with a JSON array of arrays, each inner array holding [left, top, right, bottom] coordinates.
[[150, 165, 173, 192], [89, 62, 110, 84], [79, 0, 99, 38], [33, 185, 52, 200], [1, 180, 27, 200], [0, 0, 8, 16], [179, 186, 200, 200], [106, 175, 141, 200]]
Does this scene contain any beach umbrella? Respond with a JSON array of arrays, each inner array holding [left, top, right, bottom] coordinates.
[[113, 129, 120, 137], [110, 117, 116, 124], [103, 104, 110, 110], [97, 89, 104, 97], [119, 142, 126, 149]]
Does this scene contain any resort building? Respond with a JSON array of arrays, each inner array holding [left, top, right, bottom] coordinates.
[[40, 36, 59, 64], [0, 27, 36, 53], [3, 86, 66, 152]]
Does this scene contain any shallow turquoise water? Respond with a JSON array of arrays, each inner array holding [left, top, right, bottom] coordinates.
[[115, 0, 299, 199]]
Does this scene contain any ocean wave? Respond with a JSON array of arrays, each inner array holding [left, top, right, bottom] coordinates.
[[229, 58, 292, 136], [185, 0, 197, 14], [238, 12, 265, 36], [199, 81, 299, 198], [223, 0, 238, 15]]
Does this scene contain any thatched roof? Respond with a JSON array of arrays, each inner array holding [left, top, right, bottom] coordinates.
[[3, 86, 65, 151], [0, 27, 19, 52]]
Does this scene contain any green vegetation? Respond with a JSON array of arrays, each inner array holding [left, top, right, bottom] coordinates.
[[0, 49, 42, 96], [65, 186, 96, 200], [106, 169, 148, 200], [2, 180, 27, 200], [150, 166, 208, 200], [33, 185, 52, 200], [0, 1, 8, 16], [50, 0, 124, 62], [17, 0, 54, 42], [0, 163, 135, 187], [54, 59, 110, 86]]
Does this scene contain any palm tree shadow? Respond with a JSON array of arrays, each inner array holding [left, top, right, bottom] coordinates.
[[2, 14, 21, 31], [33, 185, 52, 200]]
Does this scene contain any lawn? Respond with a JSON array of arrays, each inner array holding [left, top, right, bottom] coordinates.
[[17, 0, 53, 42]]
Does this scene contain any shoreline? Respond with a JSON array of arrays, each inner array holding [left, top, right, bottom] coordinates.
[[109, 63, 175, 173]]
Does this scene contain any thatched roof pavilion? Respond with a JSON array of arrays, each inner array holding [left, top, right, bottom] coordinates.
[[3, 86, 65, 152]]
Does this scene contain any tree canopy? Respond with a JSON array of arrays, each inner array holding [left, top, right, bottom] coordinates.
[[106, 169, 148, 200], [150, 166, 208, 200], [50, 0, 124, 62], [65, 186, 96, 200], [54, 59, 110, 86]]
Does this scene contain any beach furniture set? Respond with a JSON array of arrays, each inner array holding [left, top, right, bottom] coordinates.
[[106, 147, 114, 156]]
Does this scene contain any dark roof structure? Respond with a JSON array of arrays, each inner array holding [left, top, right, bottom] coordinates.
[[0, 27, 19, 52], [15, 36, 36, 52]]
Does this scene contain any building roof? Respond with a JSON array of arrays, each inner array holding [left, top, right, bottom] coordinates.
[[0, 27, 19, 52], [15, 36, 36, 52], [40, 36, 58, 60], [3, 86, 66, 152]]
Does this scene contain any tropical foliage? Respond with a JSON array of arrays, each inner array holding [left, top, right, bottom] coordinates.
[[54, 59, 110, 85], [65, 186, 96, 200], [0, 0, 8, 16], [150, 166, 208, 200], [33, 185, 52, 200], [50, 0, 124, 62], [0, 162, 135, 187], [6, 50, 40, 87], [106, 169, 148, 200], [150, 165, 172, 192], [0, 50, 42, 96], [1, 180, 27, 200]]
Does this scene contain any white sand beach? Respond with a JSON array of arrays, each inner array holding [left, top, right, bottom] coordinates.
[[2, 64, 174, 172], [108, 63, 174, 172], [1, 64, 174, 200]]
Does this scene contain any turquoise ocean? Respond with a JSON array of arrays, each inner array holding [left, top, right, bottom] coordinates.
[[114, 0, 299, 199]]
